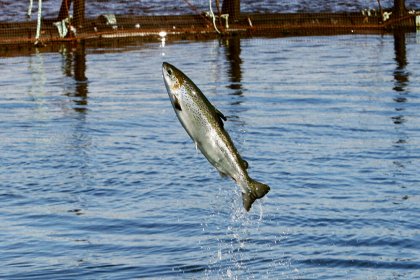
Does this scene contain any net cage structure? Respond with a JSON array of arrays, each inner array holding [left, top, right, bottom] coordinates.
[[0, 0, 419, 46]]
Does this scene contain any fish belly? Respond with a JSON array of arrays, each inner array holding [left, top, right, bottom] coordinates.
[[177, 97, 244, 184]]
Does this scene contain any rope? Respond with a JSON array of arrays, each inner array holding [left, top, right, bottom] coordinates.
[[209, 0, 221, 33], [35, 0, 42, 45], [27, 0, 33, 17], [181, 0, 220, 33]]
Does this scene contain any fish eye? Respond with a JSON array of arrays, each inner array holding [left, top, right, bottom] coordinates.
[[167, 68, 173, 75]]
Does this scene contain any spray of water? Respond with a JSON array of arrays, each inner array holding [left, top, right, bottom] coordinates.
[[198, 183, 292, 279]]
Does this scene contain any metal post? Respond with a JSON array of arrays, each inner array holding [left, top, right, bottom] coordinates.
[[392, 0, 415, 30], [393, 0, 406, 17], [73, 0, 85, 28], [222, 0, 240, 21]]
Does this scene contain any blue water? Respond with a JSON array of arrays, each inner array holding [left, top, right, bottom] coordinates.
[[1, 34, 420, 279]]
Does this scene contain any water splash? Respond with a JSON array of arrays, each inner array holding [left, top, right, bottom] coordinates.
[[199, 185, 290, 279]]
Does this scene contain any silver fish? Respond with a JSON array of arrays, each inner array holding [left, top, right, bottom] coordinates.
[[162, 62, 270, 211]]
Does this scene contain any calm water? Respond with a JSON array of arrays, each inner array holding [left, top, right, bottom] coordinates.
[[1, 34, 420, 279]]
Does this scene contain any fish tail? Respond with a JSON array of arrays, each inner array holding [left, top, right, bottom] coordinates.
[[242, 178, 270, 211]]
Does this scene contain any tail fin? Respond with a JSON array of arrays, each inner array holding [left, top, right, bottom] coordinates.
[[242, 179, 270, 211]]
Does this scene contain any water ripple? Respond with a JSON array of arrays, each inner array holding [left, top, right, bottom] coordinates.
[[1, 35, 420, 279]]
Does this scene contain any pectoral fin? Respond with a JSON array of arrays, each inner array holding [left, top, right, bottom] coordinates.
[[173, 95, 182, 111]]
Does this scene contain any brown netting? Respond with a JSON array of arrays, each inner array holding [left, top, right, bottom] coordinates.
[[0, 0, 418, 46]]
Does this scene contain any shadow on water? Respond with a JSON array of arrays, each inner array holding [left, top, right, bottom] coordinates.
[[61, 41, 89, 114]]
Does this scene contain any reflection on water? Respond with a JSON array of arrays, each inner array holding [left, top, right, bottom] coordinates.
[[61, 41, 89, 114], [223, 35, 243, 95], [28, 49, 47, 107], [221, 35, 247, 127], [392, 32, 409, 129], [393, 32, 409, 97], [391, 31, 411, 189]]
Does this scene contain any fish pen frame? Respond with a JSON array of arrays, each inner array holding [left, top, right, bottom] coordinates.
[[0, 0, 418, 52]]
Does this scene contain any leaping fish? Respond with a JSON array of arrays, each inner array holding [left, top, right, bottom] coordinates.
[[162, 62, 270, 211]]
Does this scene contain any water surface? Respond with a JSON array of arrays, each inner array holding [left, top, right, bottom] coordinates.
[[1, 34, 419, 279]]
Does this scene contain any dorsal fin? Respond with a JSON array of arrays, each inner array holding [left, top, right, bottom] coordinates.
[[216, 108, 227, 121], [215, 107, 227, 127]]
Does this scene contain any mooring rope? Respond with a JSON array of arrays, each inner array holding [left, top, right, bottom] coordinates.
[[27, 0, 33, 17], [209, 0, 221, 34], [181, 0, 221, 33], [35, 0, 42, 45]]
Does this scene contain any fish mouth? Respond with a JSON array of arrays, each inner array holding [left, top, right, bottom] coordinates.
[[162, 63, 172, 88], [162, 62, 173, 76], [163, 62, 181, 79], [162, 62, 183, 94], [162, 62, 169, 77], [162, 63, 178, 104], [162, 62, 174, 84]]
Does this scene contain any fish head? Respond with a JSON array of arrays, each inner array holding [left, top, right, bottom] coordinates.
[[162, 62, 195, 111], [162, 62, 185, 98]]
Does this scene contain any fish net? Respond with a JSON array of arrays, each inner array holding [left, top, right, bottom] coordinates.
[[0, 0, 418, 46]]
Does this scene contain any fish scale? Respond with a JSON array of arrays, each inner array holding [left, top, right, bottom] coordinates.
[[162, 62, 270, 211]]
